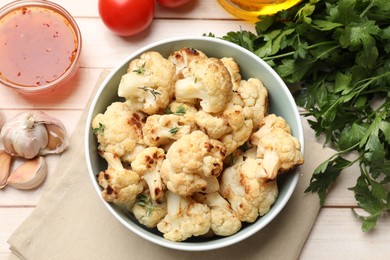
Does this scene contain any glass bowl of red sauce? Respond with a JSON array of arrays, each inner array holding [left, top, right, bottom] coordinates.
[[0, 0, 82, 94]]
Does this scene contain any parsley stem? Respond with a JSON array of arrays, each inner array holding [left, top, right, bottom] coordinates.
[[262, 41, 338, 61], [360, 2, 375, 19]]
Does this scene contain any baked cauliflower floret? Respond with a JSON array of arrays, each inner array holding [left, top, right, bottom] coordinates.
[[132, 194, 167, 228], [258, 180, 278, 216], [221, 57, 241, 91], [249, 114, 304, 179], [220, 105, 254, 156], [219, 158, 263, 223], [194, 191, 241, 237], [118, 51, 176, 115], [157, 191, 211, 242], [253, 128, 304, 179], [175, 57, 233, 113], [237, 78, 268, 129], [131, 147, 166, 202], [195, 110, 230, 140], [160, 130, 226, 196], [194, 98, 253, 156], [92, 102, 146, 163], [193, 93, 244, 141], [168, 47, 207, 76], [97, 152, 143, 211], [142, 114, 195, 148], [250, 114, 291, 143]]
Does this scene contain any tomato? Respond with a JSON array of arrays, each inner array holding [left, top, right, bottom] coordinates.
[[98, 0, 155, 36], [157, 0, 191, 8]]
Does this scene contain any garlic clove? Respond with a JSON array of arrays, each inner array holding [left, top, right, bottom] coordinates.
[[7, 156, 47, 190], [26, 111, 69, 155], [0, 150, 12, 189], [41, 122, 69, 155], [0, 111, 6, 130]]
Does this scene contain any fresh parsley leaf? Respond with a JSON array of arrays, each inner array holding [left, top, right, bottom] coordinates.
[[337, 123, 367, 150], [305, 155, 351, 205]]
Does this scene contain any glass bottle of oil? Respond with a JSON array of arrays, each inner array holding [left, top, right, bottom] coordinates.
[[218, 0, 302, 21]]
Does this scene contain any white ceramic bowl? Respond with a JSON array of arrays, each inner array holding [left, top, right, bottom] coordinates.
[[85, 36, 304, 251]]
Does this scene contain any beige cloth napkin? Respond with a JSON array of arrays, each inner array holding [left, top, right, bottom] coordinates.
[[8, 70, 332, 260]]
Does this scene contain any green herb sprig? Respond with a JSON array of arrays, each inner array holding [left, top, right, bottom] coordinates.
[[133, 63, 146, 74], [138, 86, 161, 100], [169, 127, 179, 135], [136, 194, 154, 217], [165, 105, 187, 115], [92, 122, 105, 135], [211, 0, 390, 231]]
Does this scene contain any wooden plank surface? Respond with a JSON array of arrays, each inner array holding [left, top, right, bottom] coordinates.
[[1, 0, 389, 258]]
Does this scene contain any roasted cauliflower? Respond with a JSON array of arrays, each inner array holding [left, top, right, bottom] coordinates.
[[237, 78, 269, 129], [157, 191, 211, 242], [142, 114, 195, 148], [254, 128, 304, 179], [250, 113, 291, 143], [194, 110, 230, 140], [118, 51, 176, 114], [219, 158, 263, 223], [258, 180, 278, 216], [168, 47, 207, 76], [97, 152, 143, 211], [92, 102, 146, 163], [175, 57, 233, 113], [92, 47, 304, 242], [132, 194, 167, 228], [195, 101, 253, 155], [194, 191, 241, 236], [219, 104, 253, 156], [250, 114, 304, 179], [160, 130, 226, 196], [131, 147, 166, 202], [221, 57, 241, 91]]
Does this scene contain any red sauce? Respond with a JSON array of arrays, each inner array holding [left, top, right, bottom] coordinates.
[[0, 6, 78, 87]]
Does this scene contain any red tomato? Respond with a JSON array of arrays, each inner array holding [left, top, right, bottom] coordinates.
[[157, 0, 191, 8], [98, 0, 155, 36]]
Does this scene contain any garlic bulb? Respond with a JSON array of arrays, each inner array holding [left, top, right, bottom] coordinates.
[[0, 111, 69, 159], [7, 156, 47, 190]]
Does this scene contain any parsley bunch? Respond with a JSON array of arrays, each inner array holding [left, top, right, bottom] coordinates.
[[212, 0, 390, 231]]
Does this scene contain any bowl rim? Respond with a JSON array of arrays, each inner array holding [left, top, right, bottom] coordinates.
[[85, 36, 304, 251], [0, 0, 82, 94]]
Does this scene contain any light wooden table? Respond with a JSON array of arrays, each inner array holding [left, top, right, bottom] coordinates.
[[0, 1, 389, 259]]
